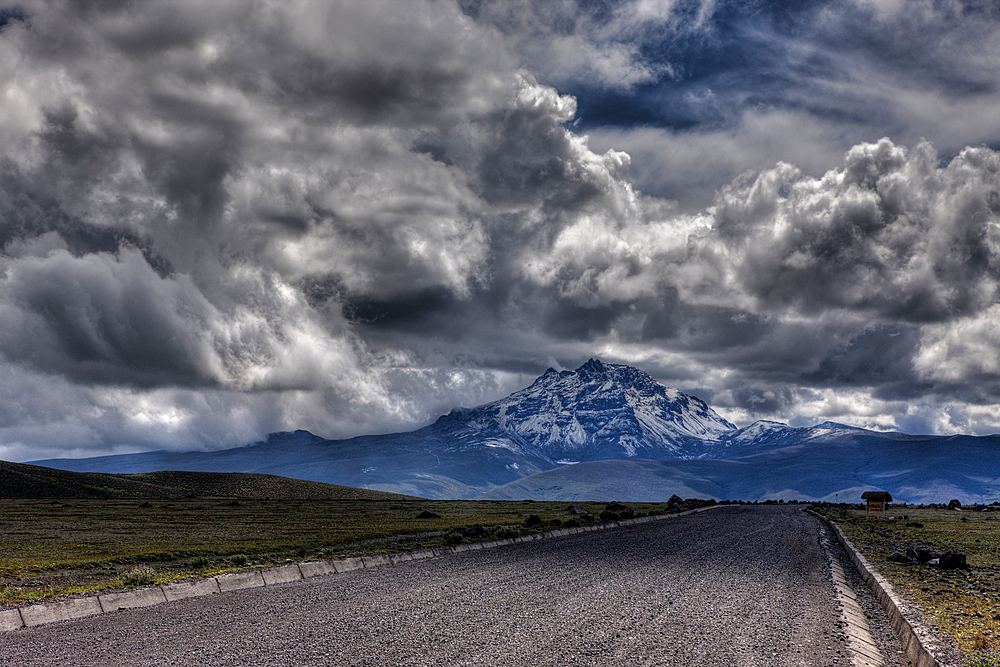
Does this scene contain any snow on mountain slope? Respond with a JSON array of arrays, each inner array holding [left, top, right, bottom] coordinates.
[[439, 358, 737, 461]]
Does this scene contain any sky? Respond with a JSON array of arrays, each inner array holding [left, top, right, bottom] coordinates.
[[1, 0, 1000, 461]]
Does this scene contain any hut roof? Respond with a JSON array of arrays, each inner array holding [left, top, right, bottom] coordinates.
[[861, 491, 893, 502]]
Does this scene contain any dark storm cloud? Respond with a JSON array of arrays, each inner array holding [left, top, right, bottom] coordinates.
[[0, 7, 27, 32], [727, 385, 796, 416], [711, 139, 1000, 323], [0, 246, 222, 387], [2, 0, 1000, 460], [808, 325, 921, 389]]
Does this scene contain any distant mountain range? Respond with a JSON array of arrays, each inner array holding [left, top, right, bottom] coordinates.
[[28, 359, 1000, 503]]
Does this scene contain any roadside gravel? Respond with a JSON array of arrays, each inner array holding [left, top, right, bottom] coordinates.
[[1, 506, 865, 666]]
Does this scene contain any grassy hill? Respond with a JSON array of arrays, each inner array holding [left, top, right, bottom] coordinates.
[[0, 460, 421, 500]]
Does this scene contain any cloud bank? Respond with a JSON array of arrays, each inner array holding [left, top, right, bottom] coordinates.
[[0, 0, 998, 460]]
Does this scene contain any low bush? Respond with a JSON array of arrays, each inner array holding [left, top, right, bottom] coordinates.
[[230, 554, 248, 566], [121, 565, 156, 587]]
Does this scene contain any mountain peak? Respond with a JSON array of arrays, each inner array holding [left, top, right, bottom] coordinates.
[[456, 360, 736, 462], [578, 358, 606, 374]]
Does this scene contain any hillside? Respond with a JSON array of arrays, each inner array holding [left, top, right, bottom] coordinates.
[[480, 429, 1000, 504], [0, 460, 421, 500]]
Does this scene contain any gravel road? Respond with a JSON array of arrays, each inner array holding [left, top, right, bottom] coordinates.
[[1, 506, 898, 666]]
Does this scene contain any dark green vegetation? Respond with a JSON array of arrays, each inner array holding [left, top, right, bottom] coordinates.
[[815, 505, 1000, 657], [0, 460, 419, 500], [0, 496, 709, 606]]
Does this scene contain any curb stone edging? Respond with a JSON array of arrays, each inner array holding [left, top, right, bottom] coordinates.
[[0, 608, 24, 632], [1, 502, 722, 633], [805, 508, 962, 667]]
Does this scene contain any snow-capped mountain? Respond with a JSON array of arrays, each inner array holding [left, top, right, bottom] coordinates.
[[439, 358, 737, 462], [29, 359, 1000, 502], [30, 359, 744, 496]]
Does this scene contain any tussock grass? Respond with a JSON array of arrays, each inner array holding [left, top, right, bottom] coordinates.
[[119, 564, 156, 587]]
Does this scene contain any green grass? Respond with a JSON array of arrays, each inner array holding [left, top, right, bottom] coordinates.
[[813, 505, 1000, 658], [0, 497, 698, 606]]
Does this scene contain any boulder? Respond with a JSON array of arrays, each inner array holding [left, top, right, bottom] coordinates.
[[605, 502, 629, 512], [915, 547, 940, 564], [905, 522, 924, 528], [888, 551, 914, 564], [948, 499, 962, 510], [667, 494, 683, 509], [937, 552, 968, 570], [461, 524, 485, 537], [524, 514, 543, 527], [415, 510, 441, 519]]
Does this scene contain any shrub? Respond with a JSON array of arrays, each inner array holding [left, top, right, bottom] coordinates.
[[121, 565, 156, 587], [230, 554, 248, 566], [189, 557, 211, 570], [444, 532, 463, 546], [548, 518, 562, 527], [600, 507, 634, 521], [564, 518, 582, 528]]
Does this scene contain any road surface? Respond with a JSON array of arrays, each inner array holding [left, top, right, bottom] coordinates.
[[0, 505, 901, 666]]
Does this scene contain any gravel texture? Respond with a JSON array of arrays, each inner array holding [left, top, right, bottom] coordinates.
[[1, 506, 862, 666]]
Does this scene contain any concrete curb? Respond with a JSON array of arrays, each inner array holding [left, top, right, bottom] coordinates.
[[0, 608, 25, 632], [1, 502, 722, 633], [98, 586, 167, 613], [162, 577, 221, 601], [805, 509, 961, 667]]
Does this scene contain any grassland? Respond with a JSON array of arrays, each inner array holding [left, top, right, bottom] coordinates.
[[0, 497, 691, 607], [814, 504, 1000, 658]]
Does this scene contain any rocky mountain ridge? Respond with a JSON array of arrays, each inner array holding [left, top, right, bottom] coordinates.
[[435, 358, 737, 462]]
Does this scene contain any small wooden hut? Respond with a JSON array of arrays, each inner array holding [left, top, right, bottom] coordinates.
[[861, 490, 892, 517]]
